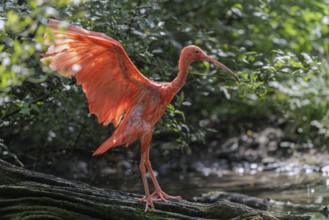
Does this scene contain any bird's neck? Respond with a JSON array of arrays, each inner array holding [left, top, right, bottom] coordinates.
[[170, 57, 192, 94]]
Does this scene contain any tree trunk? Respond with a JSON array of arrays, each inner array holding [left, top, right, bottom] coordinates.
[[0, 159, 309, 220]]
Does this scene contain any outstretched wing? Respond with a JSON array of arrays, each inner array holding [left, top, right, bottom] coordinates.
[[41, 19, 152, 127]]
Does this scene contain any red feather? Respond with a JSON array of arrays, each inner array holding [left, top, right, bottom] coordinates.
[[41, 19, 152, 127]]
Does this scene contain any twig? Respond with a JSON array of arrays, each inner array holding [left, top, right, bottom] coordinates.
[[1, 78, 76, 120], [1, 93, 50, 120], [73, 122, 86, 150]]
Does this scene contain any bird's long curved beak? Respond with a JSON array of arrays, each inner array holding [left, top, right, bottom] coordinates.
[[204, 56, 240, 83]]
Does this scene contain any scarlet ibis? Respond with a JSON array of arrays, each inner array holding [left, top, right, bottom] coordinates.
[[41, 19, 240, 212]]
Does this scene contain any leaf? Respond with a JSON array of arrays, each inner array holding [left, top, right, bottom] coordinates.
[[31, 104, 40, 113], [20, 103, 30, 115], [288, 60, 304, 69], [255, 86, 267, 98]]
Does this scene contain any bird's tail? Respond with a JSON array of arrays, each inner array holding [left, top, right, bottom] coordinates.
[[92, 136, 120, 156], [92, 120, 140, 156]]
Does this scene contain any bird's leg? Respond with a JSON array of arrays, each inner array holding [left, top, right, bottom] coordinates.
[[139, 136, 154, 211], [138, 122, 181, 212], [138, 122, 157, 212], [144, 158, 182, 202]]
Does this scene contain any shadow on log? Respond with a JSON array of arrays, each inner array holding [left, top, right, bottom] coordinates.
[[0, 159, 310, 220]]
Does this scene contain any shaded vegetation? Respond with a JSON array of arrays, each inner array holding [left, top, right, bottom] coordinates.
[[0, 0, 328, 173]]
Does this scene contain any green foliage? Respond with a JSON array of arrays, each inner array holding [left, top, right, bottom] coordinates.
[[0, 0, 328, 163]]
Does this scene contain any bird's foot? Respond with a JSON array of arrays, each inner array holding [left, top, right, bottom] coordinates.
[[139, 190, 182, 212]]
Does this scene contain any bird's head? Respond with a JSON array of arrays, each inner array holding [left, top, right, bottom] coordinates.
[[181, 45, 240, 82]]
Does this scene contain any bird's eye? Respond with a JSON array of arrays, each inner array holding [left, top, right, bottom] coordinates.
[[195, 50, 199, 54]]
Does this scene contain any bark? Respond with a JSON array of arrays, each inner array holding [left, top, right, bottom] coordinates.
[[0, 159, 310, 220]]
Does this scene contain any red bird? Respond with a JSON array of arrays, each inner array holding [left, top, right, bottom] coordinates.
[[41, 19, 239, 211]]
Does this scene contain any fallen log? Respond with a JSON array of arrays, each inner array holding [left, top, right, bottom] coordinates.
[[0, 159, 309, 220]]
